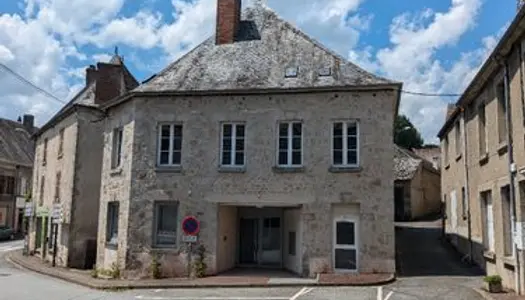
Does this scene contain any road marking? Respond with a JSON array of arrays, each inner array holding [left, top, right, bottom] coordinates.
[[289, 287, 314, 300], [0, 245, 23, 252], [377, 287, 394, 300], [135, 296, 289, 300]]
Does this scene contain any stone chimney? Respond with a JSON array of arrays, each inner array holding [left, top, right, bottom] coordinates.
[[446, 103, 456, 120], [216, 0, 242, 45], [94, 62, 124, 105], [22, 114, 34, 132], [86, 65, 98, 86]]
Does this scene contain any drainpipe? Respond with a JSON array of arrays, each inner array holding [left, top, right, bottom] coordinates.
[[501, 54, 521, 294], [460, 109, 473, 264]]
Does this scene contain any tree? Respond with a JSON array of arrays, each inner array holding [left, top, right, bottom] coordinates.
[[394, 115, 424, 149]]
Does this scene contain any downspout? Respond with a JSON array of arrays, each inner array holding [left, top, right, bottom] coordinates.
[[460, 109, 473, 264], [502, 55, 521, 294]]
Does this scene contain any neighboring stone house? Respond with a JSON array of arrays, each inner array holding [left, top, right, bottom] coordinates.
[[0, 115, 36, 233], [412, 145, 441, 170], [438, 5, 525, 293], [394, 145, 441, 221], [28, 54, 138, 269], [95, 0, 401, 279]]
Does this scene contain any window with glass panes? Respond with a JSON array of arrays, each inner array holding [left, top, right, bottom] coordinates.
[[221, 123, 245, 167], [158, 124, 183, 166], [332, 121, 359, 166], [278, 122, 302, 166], [334, 219, 358, 271], [153, 201, 178, 248]]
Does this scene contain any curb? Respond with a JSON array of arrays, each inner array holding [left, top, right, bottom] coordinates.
[[6, 251, 396, 290], [472, 288, 494, 300]]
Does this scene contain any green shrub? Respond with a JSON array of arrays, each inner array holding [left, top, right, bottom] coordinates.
[[110, 262, 121, 279], [484, 275, 502, 284], [90, 268, 98, 278], [193, 245, 207, 278], [150, 255, 162, 279]]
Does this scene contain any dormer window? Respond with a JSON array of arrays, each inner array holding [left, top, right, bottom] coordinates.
[[285, 67, 298, 78], [318, 66, 331, 77]]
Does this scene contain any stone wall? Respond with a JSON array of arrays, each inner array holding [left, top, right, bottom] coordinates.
[[98, 89, 397, 278]]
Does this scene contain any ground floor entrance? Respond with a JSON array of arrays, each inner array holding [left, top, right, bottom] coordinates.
[[238, 215, 281, 266]]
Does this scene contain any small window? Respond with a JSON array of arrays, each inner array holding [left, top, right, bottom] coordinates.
[[111, 128, 123, 169], [220, 123, 245, 167], [334, 219, 358, 271], [497, 81, 507, 144], [318, 66, 331, 77], [39, 176, 45, 206], [157, 124, 183, 166], [285, 67, 298, 78], [106, 202, 119, 246], [58, 128, 65, 158], [43, 138, 48, 165], [332, 121, 359, 167], [278, 122, 302, 167], [54, 172, 61, 203], [288, 231, 296, 256], [153, 202, 178, 248], [455, 121, 461, 156]]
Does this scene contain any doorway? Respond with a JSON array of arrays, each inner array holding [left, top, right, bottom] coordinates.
[[394, 186, 405, 221], [237, 208, 282, 267]]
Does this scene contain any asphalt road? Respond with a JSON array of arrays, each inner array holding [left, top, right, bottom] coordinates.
[[0, 219, 486, 300]]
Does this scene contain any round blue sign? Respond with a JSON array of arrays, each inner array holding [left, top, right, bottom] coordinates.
[[182, 216, 200, 235]]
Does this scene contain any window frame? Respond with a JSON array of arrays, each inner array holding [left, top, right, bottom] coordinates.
[[333, 217, 359, 273], [455, 120, 461, 157], [157, 123, 183, 167], [481, 191, 495, 252], [152, 201, 179, 249], [106, 202, 119, 247], [43, 138, 48, 165], [58, 128, 65, 158], [54, 172, 61, 203], [220, 122, 246, 168], [331, 120, 360, 167], [276, 121, 303, 167], [111, 127, 124, 169], [478, 101, 487, 156]]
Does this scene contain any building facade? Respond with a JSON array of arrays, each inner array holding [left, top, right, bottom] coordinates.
[[28, 55, 138, 269], [439, 6, 525, 293], [95, 0, 401, 279], [0, 115, 35, 234], [394, 146, 441, 221]]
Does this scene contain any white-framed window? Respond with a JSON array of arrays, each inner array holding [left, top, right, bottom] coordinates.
[[481, 191, 495, 252], [332, 121, 359, 167], [333, 217, 359, 272], [157, 124, 183, 166], [220, 123, 245, 167], [111, 128, 123, 169], [277, 122, 302, 167], [501, 186, 514, 257], [106, 202, 119, 246], [153, 201, 178, 248]]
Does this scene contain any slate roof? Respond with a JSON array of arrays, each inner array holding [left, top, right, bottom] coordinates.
[[394, 145, 440, 181], [0, 118, 35, 167], [136, 4, 398, 93]]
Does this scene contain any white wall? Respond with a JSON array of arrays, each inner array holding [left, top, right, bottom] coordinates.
[[283, 208, 302, 275]]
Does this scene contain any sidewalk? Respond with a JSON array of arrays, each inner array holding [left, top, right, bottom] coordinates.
[[7, 250, 395, 290], [474, 288, 525, 300]]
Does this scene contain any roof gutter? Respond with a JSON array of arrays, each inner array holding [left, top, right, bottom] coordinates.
[[437, 5, 525, 139]]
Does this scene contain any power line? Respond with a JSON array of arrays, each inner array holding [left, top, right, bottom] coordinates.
[[401, 89, 462, 97], [0, 63, 66, 104]]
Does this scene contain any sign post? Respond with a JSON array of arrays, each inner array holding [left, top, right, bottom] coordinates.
[[51, 204, 62, 267], [181, 216, 200, 278], [23, 203, 33, 256]]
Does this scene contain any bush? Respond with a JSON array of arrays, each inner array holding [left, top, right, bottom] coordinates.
[[150, 255, 162, 279], [484, 275, 502, 284], [193, 245, 207, 278]]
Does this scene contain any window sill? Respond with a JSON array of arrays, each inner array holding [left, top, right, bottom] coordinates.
[[156, 166, 182, 173], [272, 166, 305, 173], [218, 167, 246, 173], [150, 246, 179, 254], [503, 256, 516, 269], [105, 242, 118, 250], [57, 153, 63, 160], [110, 168, 123, 176], [483, 250, 496, 262], [329, 166, 362, 173], [444, 164, 450, 170], [498, 142, 508, 155], [455, 153, 462, 161], [479, 153, 489, 165]]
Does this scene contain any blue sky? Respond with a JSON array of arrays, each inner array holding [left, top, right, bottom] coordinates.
[[0, 0, 516, 141]]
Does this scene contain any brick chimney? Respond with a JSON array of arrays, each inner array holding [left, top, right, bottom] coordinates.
[[86, 65, 98, 86], [216, 0, 242, 45], [94, 63, 125, 105]]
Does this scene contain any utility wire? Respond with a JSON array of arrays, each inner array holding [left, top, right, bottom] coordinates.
[[401, 89, 463, 97], [0, 63, 66, 104]]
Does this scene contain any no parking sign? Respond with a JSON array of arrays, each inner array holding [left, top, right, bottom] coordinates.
[[181, 216, 200, 243]]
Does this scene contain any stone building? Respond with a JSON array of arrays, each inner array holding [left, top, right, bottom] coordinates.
[[0, 115, 36, 234], [28, 54, 138, 269], [438, 5, 525, 293], [95, 0, 401, 279], [394, 145, 441, 221]]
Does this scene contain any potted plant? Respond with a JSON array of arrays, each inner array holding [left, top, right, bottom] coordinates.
[[484, 275, 503, 293]]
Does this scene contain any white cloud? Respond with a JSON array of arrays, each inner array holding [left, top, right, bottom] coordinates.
[[92, 53, 113, 63]]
